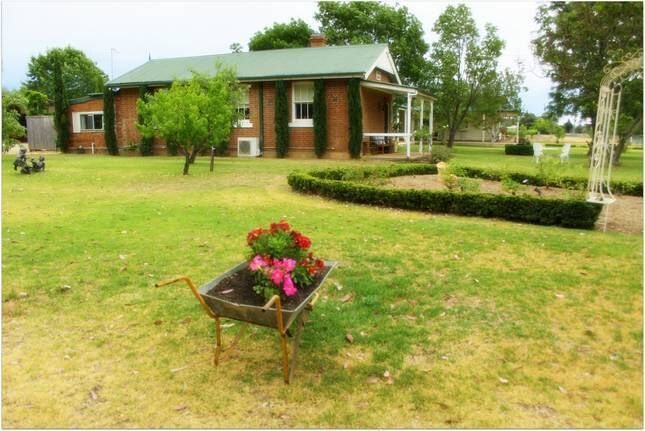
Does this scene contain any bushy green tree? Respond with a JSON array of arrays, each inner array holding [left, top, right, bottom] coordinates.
[[20, 89, 49, 115], [347, 78, 363, 158], [24, 47, 107, 152], [313, 79, 327, 157], [274, 80, 289, 157], [533, 1, 643, 162], [2, 90, 27, 152], [103, 88, 118, 155], [316, 1, 428, 86], [137, 66, 242, 174], [426, 4, 504, 147], [137, 86, 154, 156], [249, 19, 313, 51]]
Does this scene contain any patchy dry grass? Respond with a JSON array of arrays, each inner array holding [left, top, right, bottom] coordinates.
[[2, 154, 642, 428]]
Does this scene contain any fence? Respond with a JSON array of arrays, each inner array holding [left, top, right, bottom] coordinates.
[[26, 115, 57, 150]]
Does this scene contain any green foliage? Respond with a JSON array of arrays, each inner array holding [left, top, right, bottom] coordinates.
[[429, 145, 453, 163], [274, 80, 289, 158], [449, 163, 643, 196], [347, 78, 363, 158], [21, 89, 49, 115], [248, 19, 313, 51], [458, 177, 481, 193], [441, 172, 460, 191], [2, 91, 27, 152], [137, 87, 154, 156], [504, 143, 533, 156], [313, 79, 327, 158], [288, 166, 603, 229], [427, 4, 505, 147], [501, 175, 521, 195], [316, 2, 429, 86], [24, 46, 107, 101], [103, 88, 118, 155], [137, 65, 242, 174], [52, 54, 69, 152], [536, 157, 559, 187]]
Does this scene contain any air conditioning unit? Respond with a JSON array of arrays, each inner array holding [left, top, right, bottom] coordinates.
[[237, 137, 261, 157]]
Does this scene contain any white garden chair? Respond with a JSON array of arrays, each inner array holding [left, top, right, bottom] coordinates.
[[532, 143, 544, 164], [560, 143, 571, 163]]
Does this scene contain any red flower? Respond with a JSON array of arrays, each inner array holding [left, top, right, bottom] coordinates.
[[291, 231, 311, 250], [270, 220, 291, 233], [315, 258, 325, 269], [247, 228, 266, 245]]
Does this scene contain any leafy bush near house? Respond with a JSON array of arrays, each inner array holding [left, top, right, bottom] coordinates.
[[287, 165, 603, 229], [448, 164, 643, 196], [313, 79, 327, 158], [103, 88, 119, 155], [430, 145, 453, 162], [347, 78, 363, 158], [138, 86, 154, 156], [505, 143, 533, 156], [275, 80, 289, 158]]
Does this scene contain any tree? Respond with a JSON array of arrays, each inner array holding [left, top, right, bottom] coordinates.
[[137, 87, 154, 156], [249, 19, 313, 51], [2, 91, 27, 152], [104, 88, 118, 155], [563, 119, 574, 134], [24, 47, 107, 152], [426, 4, 504, 147], [316, 1, 428, 86], [20, 89, 49, 115], [313, 79, 327, 157], [274, 80, 289, 157], [137, 66, 242, 175], [533, 2, 643, 163]]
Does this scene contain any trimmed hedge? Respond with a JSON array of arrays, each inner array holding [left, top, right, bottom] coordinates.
[[505, 143, 533, 156], [449, 164, 643, 196], [287, 164, 603, 229]]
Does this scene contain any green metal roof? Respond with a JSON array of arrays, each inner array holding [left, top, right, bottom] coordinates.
[[69, 93, 103, 104], [107, 44, 388, 88]]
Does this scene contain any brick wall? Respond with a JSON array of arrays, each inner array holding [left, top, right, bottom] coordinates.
[[114, 88, 141, 149], [68, 98, 106, 152], [361, 87, 392, 133]]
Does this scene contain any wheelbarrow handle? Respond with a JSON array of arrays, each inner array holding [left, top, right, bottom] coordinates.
[[155, 275, 217, 319]]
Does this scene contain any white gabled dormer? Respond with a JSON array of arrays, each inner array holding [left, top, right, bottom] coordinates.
[[364, 46, 401, 85]]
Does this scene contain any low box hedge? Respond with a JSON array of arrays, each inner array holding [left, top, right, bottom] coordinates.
[[449, 164, 642, 196], [505, 144, 533, 156], [287, 165, 603, 229]]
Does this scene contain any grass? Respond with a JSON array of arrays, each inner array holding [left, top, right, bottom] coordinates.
[[2, 154, 642, 428]]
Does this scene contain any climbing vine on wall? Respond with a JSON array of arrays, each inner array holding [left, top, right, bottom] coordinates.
[[313, 79, 327, 158], [347, 78, 363, 158]]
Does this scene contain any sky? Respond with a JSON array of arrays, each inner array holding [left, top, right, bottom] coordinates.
[[1, 0, 554, 115]]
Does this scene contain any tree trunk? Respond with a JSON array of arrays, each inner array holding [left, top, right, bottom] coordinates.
[[446, 127, 457, 148], [188, 147, 198, 164], [183, 153, 190, 175]]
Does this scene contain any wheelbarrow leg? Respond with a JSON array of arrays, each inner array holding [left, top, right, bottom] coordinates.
[[288, 310, 308, 383], [214, 317, 222, 366]]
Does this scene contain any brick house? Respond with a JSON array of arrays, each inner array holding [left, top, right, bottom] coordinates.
[[69, 35, 434, 158]]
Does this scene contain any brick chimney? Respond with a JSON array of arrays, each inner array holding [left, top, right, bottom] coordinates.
[[309, 33, 327, 48]]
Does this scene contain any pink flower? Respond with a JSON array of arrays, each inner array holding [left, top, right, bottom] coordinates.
[[271, 268, 285, 285], [283, 274, 297, 297], [249, 255, 266, 271], [282, 258, 296, 272]]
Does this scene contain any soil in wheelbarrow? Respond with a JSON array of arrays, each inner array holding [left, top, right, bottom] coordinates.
[[209, 265, 333, 311]]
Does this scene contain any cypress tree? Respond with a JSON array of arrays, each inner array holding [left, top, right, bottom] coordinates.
[[275, 80, 289, 158], [347, 78, 363, 158], [52, 54, 69, 152], [313, 79, 327, 158], [138, 86, 154, 156], [103, 87, 119, 155]]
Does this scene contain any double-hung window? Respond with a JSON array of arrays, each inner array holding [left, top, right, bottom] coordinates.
[[236, 86, 252, 128], [291, 81, 314, 127]]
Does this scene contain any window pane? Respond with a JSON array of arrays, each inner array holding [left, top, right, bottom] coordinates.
[[306, 103, 313, 119], [293, 83, 313, 103], [81, 115, 93, 130], [93, 114, 103, 130], [295, 103, 302, 119]]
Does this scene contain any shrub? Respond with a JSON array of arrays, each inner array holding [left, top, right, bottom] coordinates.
[[287, 165, 603, 229], [505, 143, 533, 155], [347, 78, 363, 158], [275, 80, 289, 158], [449, 164, 642, 196], [441, 171, 460, 191], [138, 86, 154, 156], [458, 177, 480, 193], [103, 88, 119, 155], [430, 145, 453, 162], [501, 175, 520, 195], [313, 79, 327, 158]]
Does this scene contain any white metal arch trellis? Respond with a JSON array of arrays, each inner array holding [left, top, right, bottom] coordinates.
[[587, 53, 643, 209]]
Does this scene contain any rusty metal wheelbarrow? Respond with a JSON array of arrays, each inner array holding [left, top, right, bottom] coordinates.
[[155, 261, 336, 384]]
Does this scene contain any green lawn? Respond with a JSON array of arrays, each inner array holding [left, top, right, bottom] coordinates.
[[2, 154, 642, 428]]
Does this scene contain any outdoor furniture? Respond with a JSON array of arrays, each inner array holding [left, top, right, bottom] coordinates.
[[363, 132, 408, 155], [560, 143, 571, 163], [532, 143, 544, 163]]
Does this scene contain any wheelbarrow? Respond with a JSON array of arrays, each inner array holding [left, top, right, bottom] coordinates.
[[155, 261, 336, 384]]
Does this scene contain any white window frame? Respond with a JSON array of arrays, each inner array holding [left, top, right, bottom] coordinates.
[[289, 81, 314, 128], [235, 86, 253, 128], [72, 111, 104, 133]]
